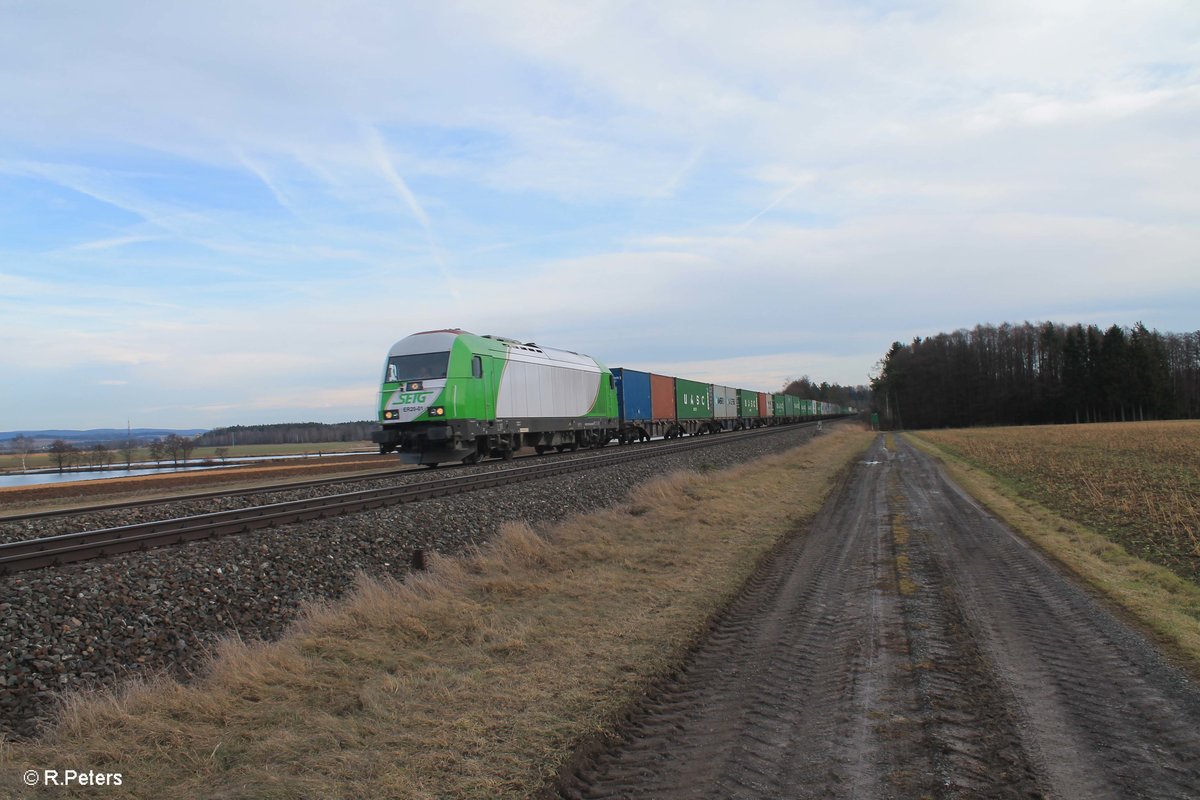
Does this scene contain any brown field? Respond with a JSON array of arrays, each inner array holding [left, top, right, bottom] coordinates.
[[0, 454, 396, 515], [0, 441, 375, 474], [915, 421, 1200, 586], [0, 428, 873, 799]]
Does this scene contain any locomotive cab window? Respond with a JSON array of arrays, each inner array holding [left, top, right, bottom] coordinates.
[[471, 355, 483, 378], [385, 351, 449, 382]]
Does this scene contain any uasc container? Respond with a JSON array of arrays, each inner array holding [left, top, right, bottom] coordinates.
[[675, 378, 713, 420], [738, 389, 759, 418]]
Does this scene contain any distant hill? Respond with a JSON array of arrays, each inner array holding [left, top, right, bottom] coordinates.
[[0, 428, 209, 446]]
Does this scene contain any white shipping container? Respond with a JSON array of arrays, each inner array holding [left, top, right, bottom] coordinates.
[[714, 385, 737, 419]]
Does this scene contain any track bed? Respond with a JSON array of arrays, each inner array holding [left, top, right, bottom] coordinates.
[[562, 436, 1200, 799]]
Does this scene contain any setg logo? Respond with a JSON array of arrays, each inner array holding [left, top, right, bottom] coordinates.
[[394, 391, 432, 405]]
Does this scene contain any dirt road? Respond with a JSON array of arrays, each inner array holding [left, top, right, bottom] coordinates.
[[561, 435, 1200, 799]]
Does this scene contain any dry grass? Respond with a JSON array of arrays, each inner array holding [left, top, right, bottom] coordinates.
[[916, 421, 1200, 585], [908, 430, 1200, 672], [1, 428, 873, 799], [887, 471, 917, 598]]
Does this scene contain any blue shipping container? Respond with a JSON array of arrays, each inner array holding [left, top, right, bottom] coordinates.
[[612, 367, 652, 422]]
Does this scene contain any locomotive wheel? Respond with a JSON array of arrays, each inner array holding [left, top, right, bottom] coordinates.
[[535, 445, 549, 454], [462, 450, 482, 465]]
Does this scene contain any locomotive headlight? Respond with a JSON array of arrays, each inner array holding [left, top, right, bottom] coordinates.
[[428, 406, 445, 416], [383, 410, 399, 420]]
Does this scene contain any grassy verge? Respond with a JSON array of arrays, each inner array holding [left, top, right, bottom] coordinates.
[[1, 428, 873, 799], [907, 432, 1200, 673]]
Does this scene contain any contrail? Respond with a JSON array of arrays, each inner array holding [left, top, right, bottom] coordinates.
[[366, 128, 461, 306], [734, 183, 802, 233], [232, 148, 302, 219]]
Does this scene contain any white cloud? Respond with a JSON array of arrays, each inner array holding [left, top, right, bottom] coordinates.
[[0, 1, 1197, 427]]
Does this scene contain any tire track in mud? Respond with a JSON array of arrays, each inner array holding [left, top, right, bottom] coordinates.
[[559, 436, 1200, 799], [894, 438, 1200, 799]]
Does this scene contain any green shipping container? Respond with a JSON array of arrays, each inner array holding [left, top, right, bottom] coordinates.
[[675, 378, 713, 419], [785, 395, 801, 417], [772, 394, 787, 416], [737, 389, 759, 417], [801, 399, 813, 417]]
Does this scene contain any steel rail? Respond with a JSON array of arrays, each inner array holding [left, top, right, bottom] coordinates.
[[0, 423, 820, 574]]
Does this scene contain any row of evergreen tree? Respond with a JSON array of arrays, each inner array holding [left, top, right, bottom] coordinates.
[[872, 322, 1200, 429], [195, 421, 377, 447]]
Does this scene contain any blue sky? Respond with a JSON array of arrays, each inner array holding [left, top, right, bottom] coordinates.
[[2, 1, 1198, 430]]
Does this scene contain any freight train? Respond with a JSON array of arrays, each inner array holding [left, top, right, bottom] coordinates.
[[371, 329, 854, 466]]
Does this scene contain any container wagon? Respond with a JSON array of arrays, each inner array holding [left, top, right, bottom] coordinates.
[[713, 385, 738, 430], [675, 378, 715, 436], [771, 393, 787, 420], [737, 389, 760, 428]]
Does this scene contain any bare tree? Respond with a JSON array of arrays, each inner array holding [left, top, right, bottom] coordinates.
[[89, 443, 111, 468], [9, 434, 33, 472], [180, 436, 197, 464], [148, 438, 165, 467], [162, 434, 184, 466], [47, 440, 76, 473]]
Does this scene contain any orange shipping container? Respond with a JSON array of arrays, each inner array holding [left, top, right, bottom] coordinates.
[[651, 373, 676, 419], [758, 391, 770, 417]]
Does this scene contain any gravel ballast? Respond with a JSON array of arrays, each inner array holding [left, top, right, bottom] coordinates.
[[1, 425, 832, 740]]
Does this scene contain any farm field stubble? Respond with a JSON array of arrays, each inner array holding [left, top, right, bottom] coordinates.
[[915, 421, 1200, 586]]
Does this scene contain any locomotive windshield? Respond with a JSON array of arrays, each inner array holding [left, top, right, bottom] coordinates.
[[386, 351, 450, 383]]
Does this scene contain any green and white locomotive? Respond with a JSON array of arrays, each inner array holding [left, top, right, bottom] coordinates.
[[371, 329, 619, 465]]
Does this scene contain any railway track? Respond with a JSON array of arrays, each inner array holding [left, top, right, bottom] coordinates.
[[0, 424, 815, 574]]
